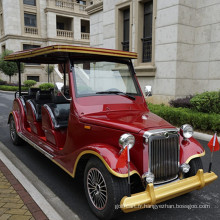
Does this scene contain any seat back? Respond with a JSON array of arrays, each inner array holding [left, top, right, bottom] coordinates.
[[43, 103, 70, 129]]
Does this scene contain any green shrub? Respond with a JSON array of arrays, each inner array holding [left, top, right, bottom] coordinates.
[[23, 80, 37, 88], [190, 91, 220, 114], [0, 79, 7, 85], [39, 83, 54, 91], [148, 103, 220, 133], [0, 85, 28, 91], [169, 96, 193, 109]]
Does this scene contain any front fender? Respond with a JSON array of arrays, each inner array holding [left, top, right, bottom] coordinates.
[[73, 144, 140, 178], [180, 136, 205, 164], [53, 144, 140, 178]]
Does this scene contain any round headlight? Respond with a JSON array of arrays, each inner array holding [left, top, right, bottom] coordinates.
[[180, 124, 194, 139], [119, 133, 135, 150]]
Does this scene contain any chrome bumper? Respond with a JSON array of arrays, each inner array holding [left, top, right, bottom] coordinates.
[[120, 169, 218, 213]]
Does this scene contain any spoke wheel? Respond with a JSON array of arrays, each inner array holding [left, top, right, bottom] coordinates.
[[87, 168, 107, 210], [84, 157, 128, 220], [9, 116, 23, 146], [185, 157, 203, 177], [10, 118, 16, 142]]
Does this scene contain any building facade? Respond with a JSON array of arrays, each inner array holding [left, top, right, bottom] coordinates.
[[0, 0, 91, 83], [87, 0, 220, 104]]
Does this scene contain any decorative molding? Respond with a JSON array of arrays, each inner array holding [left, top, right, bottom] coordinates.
[[0, 34, 90, 45], [134, 64, 156, 77], [44, 7, 89, 19], [46, 38, 90, 45], [0, 34, 46, 43], [86, 2, 103, 15]]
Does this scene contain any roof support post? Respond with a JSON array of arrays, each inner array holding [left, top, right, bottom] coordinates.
[[16, 61, 21, 97], [64, 62, 66, 93]]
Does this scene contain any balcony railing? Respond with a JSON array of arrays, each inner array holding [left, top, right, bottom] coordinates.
[[57, 29, 73, 38], [24, 26, 38, 35], [47, 0, 87, 14], [81, 33, 90, 40]]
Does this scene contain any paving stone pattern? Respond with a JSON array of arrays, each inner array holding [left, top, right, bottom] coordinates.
[[0, 160, 48, 220]]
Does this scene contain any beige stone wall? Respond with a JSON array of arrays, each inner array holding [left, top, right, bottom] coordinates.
[[89, 0, 220, 104], [192, 0, 220, 94], [0, 0, 90, 84]]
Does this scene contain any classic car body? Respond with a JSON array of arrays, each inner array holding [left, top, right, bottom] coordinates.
[[5, 45, 217, 219]]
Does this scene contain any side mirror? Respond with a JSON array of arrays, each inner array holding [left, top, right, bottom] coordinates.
[[55, 82, 72, 101], [144, 85, 152, 97], [55, 82, 64, 92]]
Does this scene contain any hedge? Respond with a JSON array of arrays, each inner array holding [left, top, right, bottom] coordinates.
[[0, 85, 28, 91], [190, 91, 220, 114], [39, 83, 54, 90], [148, 103, 220, 133]]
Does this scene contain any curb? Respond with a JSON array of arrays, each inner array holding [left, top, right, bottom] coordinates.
[[193, 131, 220, 142], [0, 141, 80, 220], [0, 90, 16, 94]]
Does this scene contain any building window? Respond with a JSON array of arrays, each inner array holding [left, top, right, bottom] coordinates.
[[122, 9, 130, 51], [27, 75, 39, 82], [24, 13, 37, 27], [23, 0, 36, 6], [76, 0, 86, 5], [23, 44, 40, 50], [57, 22, 64, 30], [142, 1, 153, 62], [1, 44, 5, 52]]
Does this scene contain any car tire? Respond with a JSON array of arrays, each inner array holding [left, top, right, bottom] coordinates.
[[84, 157, 128, 220], [186, 157, 203, 177], [9, 116, 23, 146]]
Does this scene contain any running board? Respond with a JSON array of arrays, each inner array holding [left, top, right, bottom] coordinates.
[[18, 132, 53, 160]]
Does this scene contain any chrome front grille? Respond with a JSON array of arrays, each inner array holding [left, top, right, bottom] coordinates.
[[144, 129, 179, 184]]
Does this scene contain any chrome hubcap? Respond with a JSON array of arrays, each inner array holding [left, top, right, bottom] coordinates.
[[10, 119, 16, 141], [87, 168, 107, 210]]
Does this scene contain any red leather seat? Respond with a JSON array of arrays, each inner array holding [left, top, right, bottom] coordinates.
[[26, 90, 53, 136], [26, 100, 44, 136], [41, 103, 70, 149]]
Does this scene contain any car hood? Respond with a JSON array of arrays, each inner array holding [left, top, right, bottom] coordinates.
[[80, 110, 175, 134]]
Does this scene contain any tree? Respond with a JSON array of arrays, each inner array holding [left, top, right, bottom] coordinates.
[[0, 50, 24, 83], [45, 64, 54, 83]]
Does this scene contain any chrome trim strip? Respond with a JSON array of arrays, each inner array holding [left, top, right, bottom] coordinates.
[[143, 128, 179, 140], [17, 132, 53, 160]]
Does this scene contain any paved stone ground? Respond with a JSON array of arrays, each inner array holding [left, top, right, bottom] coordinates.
[[0, 160, 48, 220]]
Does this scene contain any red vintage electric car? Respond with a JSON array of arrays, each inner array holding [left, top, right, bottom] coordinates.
[[5, 45, 217, 219]]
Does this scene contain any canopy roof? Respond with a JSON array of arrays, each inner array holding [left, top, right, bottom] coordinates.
[[4, 45, 137, 64]]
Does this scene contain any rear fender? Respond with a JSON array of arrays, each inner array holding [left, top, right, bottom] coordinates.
[[8, 111, 21, 133], [8, 98, 26, 132]]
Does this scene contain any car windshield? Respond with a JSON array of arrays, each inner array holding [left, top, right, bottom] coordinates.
[[72, 60, 140, 98]]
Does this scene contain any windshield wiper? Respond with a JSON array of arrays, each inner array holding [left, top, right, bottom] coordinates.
[[96, 91, 136, 100]]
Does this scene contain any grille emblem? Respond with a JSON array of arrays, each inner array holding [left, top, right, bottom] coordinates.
[[164, 132, 169, 138]]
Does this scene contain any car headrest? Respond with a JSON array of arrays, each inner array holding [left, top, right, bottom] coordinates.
[[36, 90, 52, 102], [28, 88, 40, 96]]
